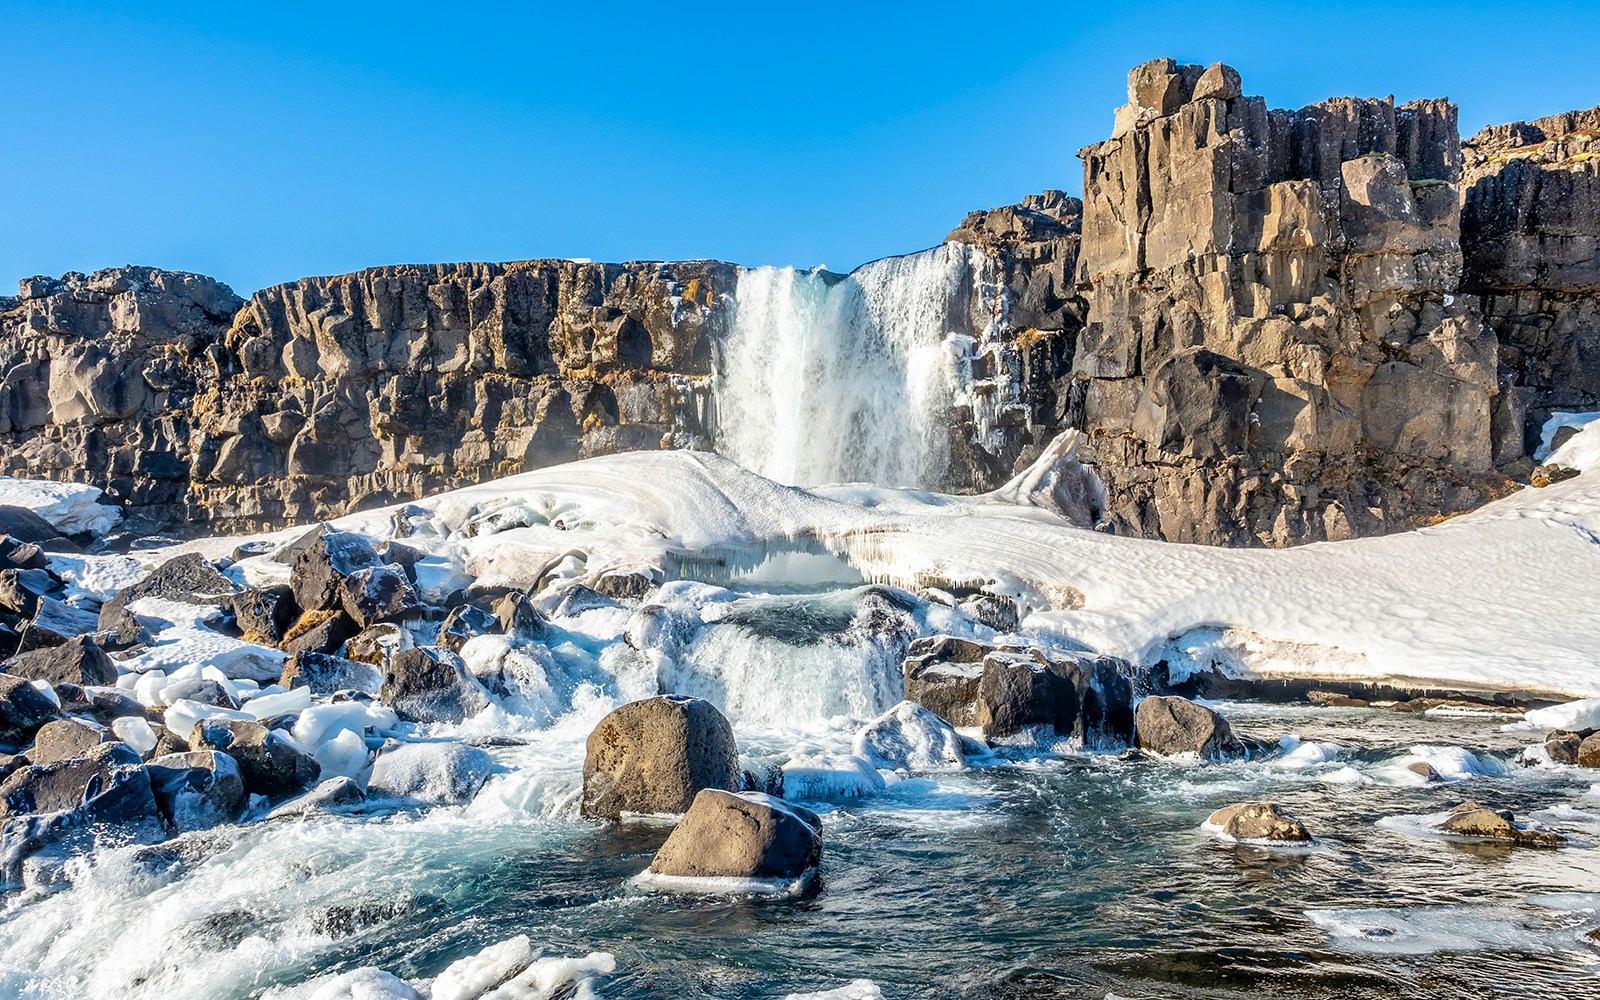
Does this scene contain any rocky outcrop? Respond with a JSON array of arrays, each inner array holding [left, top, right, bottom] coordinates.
[[1064, 59, 1507, 545], [1, 64, 1595, 549], [1461, 106, 1600, 468], [190, 260, 732, 530], [0, 268, 243, 523]]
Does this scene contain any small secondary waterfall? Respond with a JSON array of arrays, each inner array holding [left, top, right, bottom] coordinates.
[[714, 243, 1003, 488]]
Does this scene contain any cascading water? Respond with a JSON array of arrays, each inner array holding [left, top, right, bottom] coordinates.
[[713, 242, 1004, 488]]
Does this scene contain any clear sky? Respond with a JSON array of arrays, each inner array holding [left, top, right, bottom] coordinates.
[[4, 0, 1598, 295]]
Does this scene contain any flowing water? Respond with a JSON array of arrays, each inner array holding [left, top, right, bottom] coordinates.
[[2, 581, 1597, 999], [713, 244, 1002, 489]]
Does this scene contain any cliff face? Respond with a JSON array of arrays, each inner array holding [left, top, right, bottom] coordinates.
[[1060, 59, 1507, 545], [1461, 106, 1600, 465], [0, 268, 243, 523], [2, 61, 1597, 546], [189, 260, 733, 528]]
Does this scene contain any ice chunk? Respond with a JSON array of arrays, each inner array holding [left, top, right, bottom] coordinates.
[[164, 698, 254, 739], [781, 752, 886, 802], [854, 701, 964, 770], [245, 686, 313, 721], [293, 702, 370, 750], [0, 476, 120, 536], [112, 716, 157, 755], [366, 743, 494, 806], [1523, 697, 1600, 733], [430, 934, 615, 1000], [314, 728, 372, 781], [784, 981, 884, 1000]]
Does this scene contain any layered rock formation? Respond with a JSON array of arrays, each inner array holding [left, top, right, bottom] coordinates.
[[2, 61, 1596, 548], [1461, 106, 1600, 465], [0, 269, 243, 523], [191, 261, 733, 528], [1061, 58, 1507, 545]]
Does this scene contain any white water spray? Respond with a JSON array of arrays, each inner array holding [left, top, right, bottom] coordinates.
[[714, 243, 1003, 488]]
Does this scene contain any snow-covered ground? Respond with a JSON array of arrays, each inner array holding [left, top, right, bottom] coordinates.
[[115, 421, 1600, 700]]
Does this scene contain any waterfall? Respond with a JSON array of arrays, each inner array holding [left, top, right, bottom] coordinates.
[[713, 243, 1003, 488]]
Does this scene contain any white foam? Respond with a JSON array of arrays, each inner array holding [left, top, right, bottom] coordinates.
[[784, 980, 884, 1000]]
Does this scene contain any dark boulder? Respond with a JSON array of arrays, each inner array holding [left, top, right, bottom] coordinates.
[[0, 673, 60, 745], [19, 597, 100, 650], [0, 741, 163, 884], [146, 750, 246, 831], [232, 585, 298, 644], [2, 635, 117, 686], [190, 718, 318, 797], [281, 609, 359, 658], [0, 568, 55, 617], [98, 552, 238, 627], [56, 684, 145, 726], [491, 591, 548, 642], [648, 789, 822, 880], [1134, 696, 1245, 759], [0, 536, 48, 571], [291, 531, 382, 613], [0, 507, 60, 545], [29, 717, 115, 764], [380, 646, 489, 724], [340, 565, 420, 628], [437, 604, 499, 653], [581, 695, 740, 820], [280, 651, 382, 696]]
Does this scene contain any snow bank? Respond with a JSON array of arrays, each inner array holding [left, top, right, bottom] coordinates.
[[1523, 698, 1600, 732], [0, 475, 120, 536], [301, 438, 1600, 698]]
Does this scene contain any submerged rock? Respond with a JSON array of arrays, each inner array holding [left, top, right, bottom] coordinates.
[[1134, 696, 1244, 759], [1437, 802, 1566, 846], [366, 742, 493, 806], [581, 695, 739, 820], [1205, 802, 1313, 843], [649, 789, 822, 880]]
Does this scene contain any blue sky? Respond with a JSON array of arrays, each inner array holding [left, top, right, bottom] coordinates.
[[4, 1, 1597, 295]]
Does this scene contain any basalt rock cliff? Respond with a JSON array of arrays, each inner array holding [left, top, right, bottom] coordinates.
[[2, 59, 1596, 546]]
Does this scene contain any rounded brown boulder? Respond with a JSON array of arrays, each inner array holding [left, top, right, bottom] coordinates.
[[580, 695, 738, 820], [1205, 802, 1313, 842], [1134, 695, 1245, 760], [648, 789, 822, 880]]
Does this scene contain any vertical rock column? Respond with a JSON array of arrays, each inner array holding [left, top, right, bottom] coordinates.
[[1461, 106, 1600, 468], [1071, 59, 1504, 546]]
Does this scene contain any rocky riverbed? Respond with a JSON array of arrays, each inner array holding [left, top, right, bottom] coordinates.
[[0, 429, 1596, 998]]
